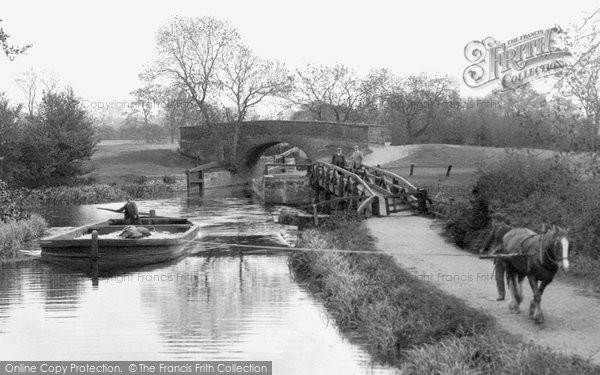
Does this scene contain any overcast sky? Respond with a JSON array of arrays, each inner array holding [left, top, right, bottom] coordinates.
[[1, 0, 598, 108]]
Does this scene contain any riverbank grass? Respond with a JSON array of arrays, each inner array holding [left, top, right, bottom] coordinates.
[[289, 213, 599, 373], [0, 214, 47, 257]]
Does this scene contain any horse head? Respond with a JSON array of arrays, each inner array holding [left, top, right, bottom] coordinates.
[[544, 224, 569, 271]]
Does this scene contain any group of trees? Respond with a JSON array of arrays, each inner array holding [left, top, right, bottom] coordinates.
[[3, 9, 600, 187], [0, 89, 97, 187], [0, 22, 97, 188], [122, 13, 599, 158]]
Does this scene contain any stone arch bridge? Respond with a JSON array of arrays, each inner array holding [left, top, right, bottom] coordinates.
[[180, 120, 387, 170]]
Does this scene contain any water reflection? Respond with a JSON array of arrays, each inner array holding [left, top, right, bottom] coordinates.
[[1, 188, 398, 374]]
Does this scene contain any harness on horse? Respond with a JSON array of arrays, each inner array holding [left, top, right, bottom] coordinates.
[[511, 233, 545, 265]]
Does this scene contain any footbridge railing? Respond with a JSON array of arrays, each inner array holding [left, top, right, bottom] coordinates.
[[309, 162, 379, 217], [361, 165, 429, 214]]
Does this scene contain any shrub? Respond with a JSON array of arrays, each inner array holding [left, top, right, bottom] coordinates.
[[443, 152, 600, 270], [133, 175, 149, 185], [3, 89, 98, 188], [162, 174, 177, 184], [0, 214, 47, 256]]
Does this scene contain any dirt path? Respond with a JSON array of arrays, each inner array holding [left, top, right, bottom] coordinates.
[[367, 214, 600, 364]]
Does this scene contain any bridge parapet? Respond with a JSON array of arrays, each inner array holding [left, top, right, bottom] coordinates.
[[179, 120, 381, 169]]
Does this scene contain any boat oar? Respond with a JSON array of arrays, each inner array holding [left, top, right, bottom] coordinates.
[[97, 207, 152, 216]]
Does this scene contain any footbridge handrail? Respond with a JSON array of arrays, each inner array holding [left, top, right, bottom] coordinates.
[[362, 165, 418, 193], [361, 164, 426, 214], [310, 162, 378, 216]]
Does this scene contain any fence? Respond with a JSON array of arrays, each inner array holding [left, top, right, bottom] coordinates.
[[382, 164, 453, 177]]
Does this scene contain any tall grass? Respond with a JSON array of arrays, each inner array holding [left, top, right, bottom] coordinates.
[[290, 213, 494, 363], [18, 177, 186, 206], [0, 214, 47, 257], [290, 212, 599, 373], [401, 333, 598, 374]]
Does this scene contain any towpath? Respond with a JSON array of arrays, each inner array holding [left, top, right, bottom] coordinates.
[[367, 202, 600, 364]]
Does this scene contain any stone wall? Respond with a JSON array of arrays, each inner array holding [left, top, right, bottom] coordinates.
[[252, 174, 313, 205], [180, 120, 373, 169]]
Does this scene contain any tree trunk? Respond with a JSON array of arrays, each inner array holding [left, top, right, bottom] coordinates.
[[231, 122, 241, 167], [390, 124, 405, 145]]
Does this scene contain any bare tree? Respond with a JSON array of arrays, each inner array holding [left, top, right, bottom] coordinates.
[[291, 64, 365, 122], [131, 85, 159, 142], [151, 16, 240, 126], [15, 69, 61, 118], [386, 74, 459, 144], [548, 9, 600, 175], [161, 85, 196, 143], [220, 44, 292, 161], [15, 68, 38, 118]]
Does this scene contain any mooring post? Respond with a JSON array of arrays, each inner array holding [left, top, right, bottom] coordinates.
[[446, 165, 452, 177], [410, 164, 415, 176], [417, 188, 430, 214], [91, 230, 99, 259], [149, 209, 156, 217]]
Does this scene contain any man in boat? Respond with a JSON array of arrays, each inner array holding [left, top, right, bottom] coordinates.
[[116, 197, 140, 225]]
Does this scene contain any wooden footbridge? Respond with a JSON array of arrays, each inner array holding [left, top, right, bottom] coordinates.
[[307, 161, 429, 218]]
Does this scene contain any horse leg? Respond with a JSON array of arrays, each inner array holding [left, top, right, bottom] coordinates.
[[527, 276, 547, 323], [533, 280, 551, 324], [527, 276, 538, 318], [507, 271, 520, 313], [516, 275, 525, 305], [494, 260, 506, 301]]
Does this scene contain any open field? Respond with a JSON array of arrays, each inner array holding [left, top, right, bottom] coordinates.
[[366, 143, 557, 197], [86, 141, 195, 184]]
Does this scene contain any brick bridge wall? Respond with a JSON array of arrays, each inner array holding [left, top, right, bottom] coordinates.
[[180, 120, 385, 169]]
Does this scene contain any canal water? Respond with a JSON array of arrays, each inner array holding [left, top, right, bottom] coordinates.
[[0, 187, 399, 374]]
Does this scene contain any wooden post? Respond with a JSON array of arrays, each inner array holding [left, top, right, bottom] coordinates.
[[312, 204, 319, 226], [90, 229, 100, 282], [446, 165, 452, 177], [91, 230, 99, 259], [186, 170, 190, 195], [149, 210, 156, 217], [410, 164, 415, 176]]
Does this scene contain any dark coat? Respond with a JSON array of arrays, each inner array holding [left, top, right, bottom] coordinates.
[[117, 201, 140, 224], [331, 154, 346, 168]]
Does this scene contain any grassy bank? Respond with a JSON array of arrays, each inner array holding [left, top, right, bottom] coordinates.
[[289, 213, 599, 373], [15, 176, 187, 206], [0, 214, 47, 258], [86, 141, 194, 185]]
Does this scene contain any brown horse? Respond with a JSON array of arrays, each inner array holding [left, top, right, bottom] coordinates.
[[497, 225, 569, 324]]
